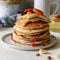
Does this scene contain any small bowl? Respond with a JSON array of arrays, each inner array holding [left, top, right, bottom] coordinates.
[[49, 14, 60, 32], [50, 22, 60, 32]]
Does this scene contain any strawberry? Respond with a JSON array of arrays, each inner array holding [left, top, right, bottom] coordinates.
[[24, 9, 28, 13], [31, 42, 36, 47], [22, 8, 33, 15], [28, 8, 33, 12]]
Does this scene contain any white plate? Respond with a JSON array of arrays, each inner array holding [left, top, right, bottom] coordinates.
[[1, 33, 57, 51]]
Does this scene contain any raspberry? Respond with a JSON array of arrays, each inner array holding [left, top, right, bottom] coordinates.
[[28, 8, 33, 12], [31, 42, 36, 47], [22, 9, 28, 15], [23, 8, 33, 15], [24, 8, 33, 13], [24, 9, 28, 13]]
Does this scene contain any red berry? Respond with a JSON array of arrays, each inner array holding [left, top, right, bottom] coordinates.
[[31, 42, 36, 47], [22, 8, 33, 15], [28, 8, 33, 12], [24, 9, 28, 13]]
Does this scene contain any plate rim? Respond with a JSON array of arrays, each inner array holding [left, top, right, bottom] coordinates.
[[1, 33, 57, 50]]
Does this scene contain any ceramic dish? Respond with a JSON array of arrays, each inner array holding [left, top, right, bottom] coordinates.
[[1, 33, 57, 51]]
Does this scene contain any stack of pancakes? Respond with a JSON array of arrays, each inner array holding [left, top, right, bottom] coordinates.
[[12, 9, 50, 46]]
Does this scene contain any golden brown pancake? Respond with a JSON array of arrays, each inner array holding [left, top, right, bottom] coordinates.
[[12, 8, 50, 46], [11, 36, 50, 46], [16, 19, 49, 29], [14, 25, 49, 33], [14, 28, 50, 35], [13, 30, 50, 42]]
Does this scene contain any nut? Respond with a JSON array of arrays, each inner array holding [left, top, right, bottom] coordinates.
[[47, 56, 52, 60], [33, 8, 44, 16], [39, 49, 48, 55], [36, 53, 40, 56]]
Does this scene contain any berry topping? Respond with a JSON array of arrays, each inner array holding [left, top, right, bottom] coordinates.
[[21, 8, 33, 15], [31, 42, 36, 47], [21, 8, 44, 16], [28, 8, 33, 12], [24, 8, 33, 13], [24, 9, 28, 13]]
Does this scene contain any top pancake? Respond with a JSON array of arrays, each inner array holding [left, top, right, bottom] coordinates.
[[15, 13, 50, 29], [14, 10, 50, 33]]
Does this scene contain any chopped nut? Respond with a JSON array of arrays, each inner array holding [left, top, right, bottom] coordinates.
[[33, 8, 44, 16], [47, 56, 52, 60], [56, 54, 60, 58], [36, 53, 40, 56], [39, 49, 48, 55]]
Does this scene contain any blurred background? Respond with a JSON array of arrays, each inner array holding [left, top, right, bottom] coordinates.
[[50, 0, 60, 14], [19, 0, 34, 12], [19, 0, 60, 14], [0, 0, 60, 27]]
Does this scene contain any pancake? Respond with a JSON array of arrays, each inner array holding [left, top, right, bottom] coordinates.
[[11, 36, 50, 46], [13, 30, 50, 39], [12, 8, 50, 46], [15, 23, 49, 30], [16, 19, 49, 29], [14, 29, 49, 36], [18, 13, 50, 23], [14, 25, 49, 33], [13, 30, 50, 42]]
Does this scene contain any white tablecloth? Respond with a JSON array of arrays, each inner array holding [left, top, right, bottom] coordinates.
[[0, 27, 60, 60]]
